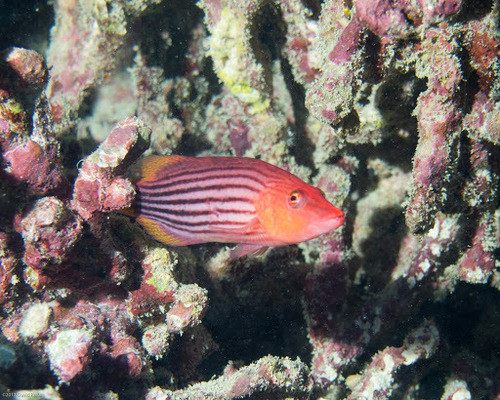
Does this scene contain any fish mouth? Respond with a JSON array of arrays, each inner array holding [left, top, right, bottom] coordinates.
[[316, 210, 345, 234], [325, 215, 344, 231]]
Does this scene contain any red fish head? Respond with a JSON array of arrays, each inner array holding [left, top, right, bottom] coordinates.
[[254, 180, 344, 245]]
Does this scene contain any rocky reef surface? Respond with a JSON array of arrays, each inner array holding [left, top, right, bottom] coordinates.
[[0, 0, 499, 399]]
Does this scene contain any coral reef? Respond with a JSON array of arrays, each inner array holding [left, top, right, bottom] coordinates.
[[0, 0, 499, 399]]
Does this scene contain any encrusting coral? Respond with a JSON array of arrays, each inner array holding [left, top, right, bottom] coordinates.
[[0, 0, 499, 399]]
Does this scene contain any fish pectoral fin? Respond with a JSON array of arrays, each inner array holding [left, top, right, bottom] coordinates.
[[242, 216, 266, 235], [230, 243, 269, 259], [227, 217, 269, 257], [136, 216, 190, 246]]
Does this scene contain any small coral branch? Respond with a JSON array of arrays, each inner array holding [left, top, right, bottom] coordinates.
[[146, 355, 310, 400], [346, 319, 440, 399], [44, 0, 163, 132], [19, 196, 83, 289], [406, 26, 462, 233], [278, 0, 319, 85], [457, 214, 497, 285], [306, 215, 459, 384], [71, 117, 151, 221], [462, 18, 500, 145], [305, 0, 362, 125], [441, 379, 472, 400]]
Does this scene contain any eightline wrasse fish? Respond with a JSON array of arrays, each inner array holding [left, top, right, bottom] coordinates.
[[125, 155, 344, 258]]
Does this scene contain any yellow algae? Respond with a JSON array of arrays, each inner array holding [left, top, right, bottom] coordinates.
[[207, 8, 270, 114], [143, 247, 179, 294]]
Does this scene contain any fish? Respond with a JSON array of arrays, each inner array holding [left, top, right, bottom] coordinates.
[[124, 155, 344, 258]]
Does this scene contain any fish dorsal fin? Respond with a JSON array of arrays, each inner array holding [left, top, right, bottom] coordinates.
[[131, 155, 186, 183], [136, 216, 189, 246]]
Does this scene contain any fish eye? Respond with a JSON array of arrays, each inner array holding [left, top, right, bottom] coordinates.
[[288, 190, 304, 208]]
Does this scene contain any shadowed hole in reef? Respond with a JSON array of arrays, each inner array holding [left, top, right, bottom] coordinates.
[[129, 0, 204, 77], [358, 205, 408, 293], [423, 283, 500, 362], [0, 0, 53, 51], [0, 338, 56, 391], [195, 249, 312, 378], [417, 283, 500, 399]]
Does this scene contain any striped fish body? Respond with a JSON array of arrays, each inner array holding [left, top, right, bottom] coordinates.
[[127, 155, 344, 258]]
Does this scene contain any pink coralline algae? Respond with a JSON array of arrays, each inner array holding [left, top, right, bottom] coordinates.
[[304, 0, 362, 125], [71, 116, 151, 221], [20, 197, 83, 272], [2, 47, 48, 88], [45, 328, 94, 383], [1, 48, 66, 196], [44, 0, 164, 132], [406, 25, 463, 233], [165, 284, 208, 333], [0, 0, 499, 399]]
